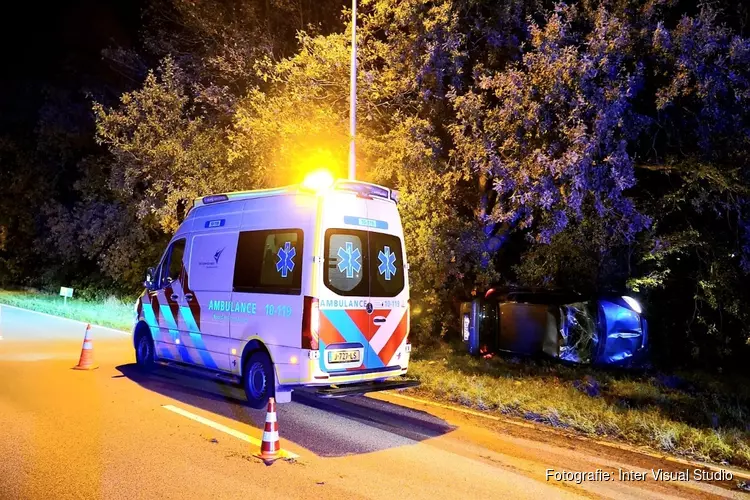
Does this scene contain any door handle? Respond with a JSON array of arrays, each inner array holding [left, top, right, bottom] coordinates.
[[184, 293, 194, 301], [373, 316, 386, 324], [170, 294, 179, 301]]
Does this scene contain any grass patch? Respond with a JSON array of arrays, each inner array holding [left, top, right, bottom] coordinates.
[[407, 343, 750, 469], [0, 289, 134, 331], [3, 289, 748, 468]]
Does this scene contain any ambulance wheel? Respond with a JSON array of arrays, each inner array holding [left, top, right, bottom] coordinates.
[[135, 331, 155, 371], [243, 351, 274, 409]]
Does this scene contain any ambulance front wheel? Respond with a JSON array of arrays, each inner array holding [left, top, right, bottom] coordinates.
[[243, 351, 275, 409]]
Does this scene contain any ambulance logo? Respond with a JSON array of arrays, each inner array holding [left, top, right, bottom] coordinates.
[[214, 247, 225, 264], [337, 241, 362, 279], [378, 246, 397, 280], [276, 241, 296, 278]]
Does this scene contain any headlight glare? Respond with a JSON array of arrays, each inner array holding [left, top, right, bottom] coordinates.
[[622, 296, 642, 314]]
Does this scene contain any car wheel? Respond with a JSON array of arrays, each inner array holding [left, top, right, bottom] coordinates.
[[243, 351, 275, 409], [135, 332, 155, 371]]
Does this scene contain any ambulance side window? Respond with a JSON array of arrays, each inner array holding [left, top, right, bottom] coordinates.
[[158, 239, 186, 288], [233, 229, 303, 295]]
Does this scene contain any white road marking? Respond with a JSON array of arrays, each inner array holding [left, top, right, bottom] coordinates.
[[161, 404, 299, 460], [0, 304, 130, 336]]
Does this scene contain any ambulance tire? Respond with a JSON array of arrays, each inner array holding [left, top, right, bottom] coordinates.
[[134, 330, 155, 372], [243, 351, 275, 409]]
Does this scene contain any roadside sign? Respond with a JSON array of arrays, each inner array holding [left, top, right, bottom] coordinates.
[[60, 287, 74, 306]]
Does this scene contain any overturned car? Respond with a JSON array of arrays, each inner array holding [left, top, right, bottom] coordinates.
[[460, 287, 648, 367]]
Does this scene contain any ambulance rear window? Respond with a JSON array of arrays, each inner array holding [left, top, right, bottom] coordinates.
[[369, 232, 405, 297], [325, 230, 368, 297], [324, 229, 405, 298]]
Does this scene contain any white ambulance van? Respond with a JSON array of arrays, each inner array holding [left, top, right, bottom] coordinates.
[[132, 174, 417, 408]]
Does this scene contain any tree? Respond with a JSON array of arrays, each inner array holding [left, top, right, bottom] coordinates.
[[228, 28, 492, 341], [93, 57, 244, 233]]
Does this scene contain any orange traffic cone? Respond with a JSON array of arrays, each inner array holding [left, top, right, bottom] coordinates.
[[73, 324, 98, 370], [254, 398, 281, 463]]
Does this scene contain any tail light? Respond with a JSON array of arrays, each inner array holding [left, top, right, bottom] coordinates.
[[302, 296, 319, 350]]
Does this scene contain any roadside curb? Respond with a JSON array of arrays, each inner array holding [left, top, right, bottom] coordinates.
[[0, 303, 130, 336], [381, 391, 750, 482]]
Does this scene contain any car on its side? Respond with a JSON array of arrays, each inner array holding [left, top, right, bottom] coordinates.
[[460, 286, 648, 367]]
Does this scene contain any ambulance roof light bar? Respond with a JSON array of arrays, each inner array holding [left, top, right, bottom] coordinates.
[[195, 179, 399, 208], [334, 181, 391, 201], [202, 194, 229, 204]]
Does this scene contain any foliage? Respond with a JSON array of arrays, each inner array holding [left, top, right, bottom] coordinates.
[[93, 58, 244, 233], [452, 5, 649, 245], [0, 138, 46, 286]]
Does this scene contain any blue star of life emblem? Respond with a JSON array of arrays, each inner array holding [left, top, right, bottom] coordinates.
[[378, 246, 397, 280], [337, 241, 362, 278], [276, 242, 296, 278]]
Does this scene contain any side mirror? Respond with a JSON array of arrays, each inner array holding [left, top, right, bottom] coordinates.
[[144, 267, 156, 289]]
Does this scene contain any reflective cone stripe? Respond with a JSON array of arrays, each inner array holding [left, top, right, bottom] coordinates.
[[261, 420, 280, 452], [73, 324, 98, 370], [255, 398, 281, 461]]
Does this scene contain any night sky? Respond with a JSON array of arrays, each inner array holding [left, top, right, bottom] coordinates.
[[0, 0, 142, 136]]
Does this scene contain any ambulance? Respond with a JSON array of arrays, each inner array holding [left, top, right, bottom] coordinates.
[[132, 172, 417, 408]]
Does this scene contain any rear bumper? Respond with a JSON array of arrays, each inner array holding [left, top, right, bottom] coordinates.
[[314, 379, 420, 398], [277, 363, 410, 390], [309, 365, 406, 384]]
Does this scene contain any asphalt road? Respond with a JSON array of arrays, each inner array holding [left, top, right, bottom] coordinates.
[[0, 305, 747, 500]]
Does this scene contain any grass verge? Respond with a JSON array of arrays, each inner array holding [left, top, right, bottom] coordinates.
[[0, 289, 134, 331], [3, 289, 749, 468], [407, 343, 750, 469]]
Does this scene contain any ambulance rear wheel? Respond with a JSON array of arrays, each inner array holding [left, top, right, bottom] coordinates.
[[135, 331, 155, 372], [243, 351, 274, 409]]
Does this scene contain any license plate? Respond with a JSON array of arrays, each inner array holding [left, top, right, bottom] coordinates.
[[328, 349, 361, 363]]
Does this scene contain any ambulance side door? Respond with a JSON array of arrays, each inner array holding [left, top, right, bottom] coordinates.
[[150, 238, 187, 362], [181, 230, 237, 372]]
